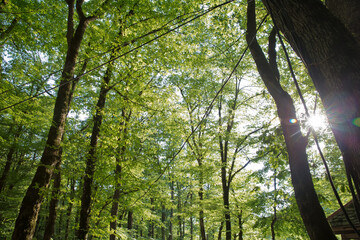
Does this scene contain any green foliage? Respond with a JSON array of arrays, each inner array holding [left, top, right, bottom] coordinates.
[[0, 0, 347, 239]]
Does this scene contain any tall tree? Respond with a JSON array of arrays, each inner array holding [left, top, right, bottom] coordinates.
[[261, 0, 360, 205], [11, 1, 108, 239], [246, 0, 336, 239]]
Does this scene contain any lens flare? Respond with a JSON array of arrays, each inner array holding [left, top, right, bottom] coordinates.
[[307, 114, 326, 130], [352, 118, 360, 127], [289, 118, 297, 124]]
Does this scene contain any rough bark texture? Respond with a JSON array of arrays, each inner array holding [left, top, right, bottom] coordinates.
[[0, 125, 22, 194], [43, 160, 62, 240], [11, 1, 93, 239], [261, 0, 360, 202], [246, 1, 337, 239], [78, 63, 112, 240], [326, 0, 360, 43]]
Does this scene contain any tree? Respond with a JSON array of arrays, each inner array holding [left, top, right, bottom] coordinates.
[[246, 0, 337, 238], [261, 0, 360, 209], [11, 1, 109, 239]]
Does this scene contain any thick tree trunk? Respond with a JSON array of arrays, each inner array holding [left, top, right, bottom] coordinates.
[[246, 1, 337, 239], [11, 1, 92, 239], [261, 0, 360, 203], [43, 160, 62, 240], [326, 0, 360, 43]]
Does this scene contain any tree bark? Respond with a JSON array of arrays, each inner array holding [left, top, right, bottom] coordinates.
[[162, 204, 166, 240], [217, 221, 223, 240], [326, 0, 360, 43], [0, 125, 22, 194], [11, 1, 93, 239], [64, 178, 75, 240], [43, 159, 62, 240], [261, 0, 360, 204], [246, 1, 337, 239], [78, 62, 112, 239]]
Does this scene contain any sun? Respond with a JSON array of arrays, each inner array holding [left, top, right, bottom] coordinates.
[[307, 114, 327, 130]]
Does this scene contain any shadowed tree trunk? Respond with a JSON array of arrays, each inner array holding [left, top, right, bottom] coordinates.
[[0, 125, 22, 194], [11, 1, 99, 239], [261, 0, 360, 208], [43, 159, 62, 240], [77, 55, 113, 240], [246, 1, 337, 239], [109, 108, 131, 240], [326, 0, 360, 43], [217, 221, 223, 240], [64, 178, 75, 240]]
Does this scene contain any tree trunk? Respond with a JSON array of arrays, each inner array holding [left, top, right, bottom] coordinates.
[[238, 210, 244, 240], [169, 181, 174, 240], [326, 0, 360, 43], [246, 1, 337, 239], [43, 159, 62, 240], [127, 210, 133, 230], [261, 0, 360, 204], [11, 1, 93, 239], [64, 178, 75, 240], [198, 161, 207, 240], [162, 204, 166, 240], [0, 125, 22, 194], [217, 221, 223, 240], [149, 198, 155, 238], [78, 53, 113, 240]]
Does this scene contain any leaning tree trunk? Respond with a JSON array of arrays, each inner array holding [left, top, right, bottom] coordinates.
[[11, 1, 94, 239], [246, 1, 337, 239], [261, 0, 360, 204]]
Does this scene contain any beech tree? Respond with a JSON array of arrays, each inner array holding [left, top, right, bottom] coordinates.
[[261, 0, 360, 207], [1, 0, 356, 239]]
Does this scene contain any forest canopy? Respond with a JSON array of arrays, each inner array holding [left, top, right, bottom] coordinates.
[[1, 0, 359, 239]]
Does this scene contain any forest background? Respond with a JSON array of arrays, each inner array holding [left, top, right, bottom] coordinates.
[[0, 0, 357, 239]]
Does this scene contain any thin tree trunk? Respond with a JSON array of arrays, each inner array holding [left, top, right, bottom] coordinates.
[[271, 169, 277, 240], [168, 181, 174, 240], [78, 48, 113, 240], [127, 210, 133, 230], [246, 1, 336, 239], [162, 204, 166, 240], [238, 210, 243, 240], [64, 178, 75, 240], [149, 198, 154, 238], [109, 109, 130, 240], [217, 221, 224, 240], [43, 159, 62, 240], [0, 125, 22, 193], [11, 1, 94, 239]]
